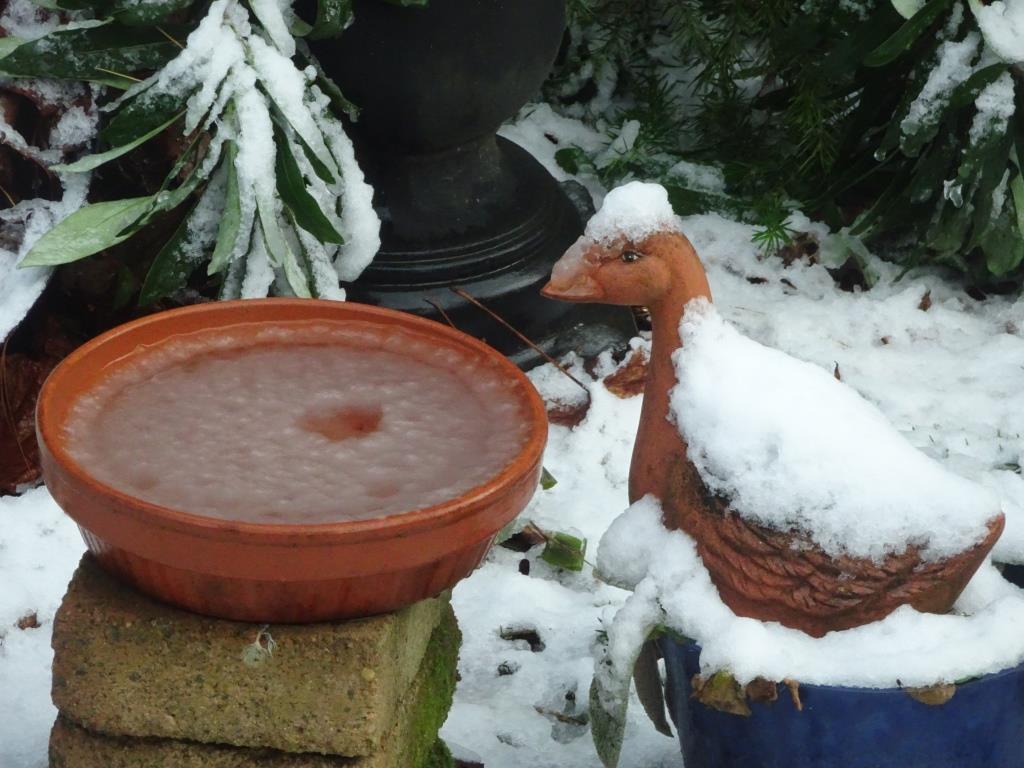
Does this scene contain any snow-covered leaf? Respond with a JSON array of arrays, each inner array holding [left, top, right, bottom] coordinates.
[[101, 90, 188, 146], [112, 0, 193, 27], [0, 23, 183, 83], [139, 172, 224, 304], [257, 196, 311, 297], [19, 196, 153, 267], [306, 0, 352, 40], [209, 141, 241, 275], [0, 37, 24, 60], [275, 131, 344, 244], [51, 111, 183, 172]]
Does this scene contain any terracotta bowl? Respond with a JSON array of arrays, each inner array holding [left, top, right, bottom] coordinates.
[[37, 299, 547, 623]]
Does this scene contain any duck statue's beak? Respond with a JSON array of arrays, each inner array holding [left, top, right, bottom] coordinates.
[[541, 238, 604, 302]]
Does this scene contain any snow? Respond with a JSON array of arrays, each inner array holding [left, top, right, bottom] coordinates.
[[971, 0, 1024, 62], [968, 70, 1015, 144], [584, 181, 678, 245], [901, 33, 979, 140], [597, 497, 1024, 691], [4, 107, 1024, 768], [0, 488, 85, 768], [670, 298, 1000, 562]]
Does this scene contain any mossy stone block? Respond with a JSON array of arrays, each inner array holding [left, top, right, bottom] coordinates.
[[52, 555, 448, 756], [50, 605, 460, 767]]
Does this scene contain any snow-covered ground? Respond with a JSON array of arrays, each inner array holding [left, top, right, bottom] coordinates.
[[3, 107, 1024, 768]]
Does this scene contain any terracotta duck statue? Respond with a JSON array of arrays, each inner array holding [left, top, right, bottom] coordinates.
[[542, 181, 1004, 638]]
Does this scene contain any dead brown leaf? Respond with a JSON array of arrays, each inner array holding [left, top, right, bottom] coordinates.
[[745, 677, 778, 704], [833, 362, 842, 381], [783, 678, 803, 711], [603, 349, 649, 399], [691, 671, 751, 716], [778, 233, 820, 268], [905, 683, 956, 706], [16, 611, 39, 630], [546, 394, 591, 428], [918, 290, 932, 312]]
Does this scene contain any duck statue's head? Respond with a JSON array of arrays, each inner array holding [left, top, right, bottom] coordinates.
[[541, 182, 710, 309]]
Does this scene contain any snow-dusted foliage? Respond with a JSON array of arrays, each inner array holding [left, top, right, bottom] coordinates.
[[73, 0, 378, 300], [0, 0, 100, 340], [1, 0, 379, 322]]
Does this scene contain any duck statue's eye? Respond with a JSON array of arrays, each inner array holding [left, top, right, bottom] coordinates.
[[621, 250, 642, 263]]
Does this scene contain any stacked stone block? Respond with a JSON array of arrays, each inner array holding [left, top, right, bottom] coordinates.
[[49, 556, 459, 768]]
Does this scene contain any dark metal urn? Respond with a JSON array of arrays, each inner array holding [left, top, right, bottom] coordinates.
[[311, 0, 634, 367]]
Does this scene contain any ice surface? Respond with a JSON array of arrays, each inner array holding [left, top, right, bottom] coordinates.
[[583, 181, 679, 245], [66, 325, 530, 523], [598, 497, 1024, 689], [669, 299, 1000, 562]]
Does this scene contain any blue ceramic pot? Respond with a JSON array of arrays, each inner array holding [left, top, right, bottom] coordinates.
[[658, 636, 1024, 768]]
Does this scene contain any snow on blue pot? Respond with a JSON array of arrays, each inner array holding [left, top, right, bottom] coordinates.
[[658, 636, 1024, 768]]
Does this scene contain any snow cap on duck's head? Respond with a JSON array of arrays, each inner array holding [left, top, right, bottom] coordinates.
[[542, 181, 709, 306]]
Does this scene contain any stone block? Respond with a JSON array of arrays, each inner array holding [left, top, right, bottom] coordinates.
[[52, 555, 449, 756], [51, 599, 460, 767]]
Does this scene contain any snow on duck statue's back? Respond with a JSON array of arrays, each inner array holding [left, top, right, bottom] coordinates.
[[542, 181, 1005, 637]]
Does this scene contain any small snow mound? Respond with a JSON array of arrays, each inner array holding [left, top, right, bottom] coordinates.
[[584, 181, 679, 245], [597, 498, 1024, 689], [669, 299, 1000, 563]]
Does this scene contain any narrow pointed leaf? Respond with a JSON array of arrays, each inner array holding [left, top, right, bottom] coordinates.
[[0, 38, 23, 60], [52, 111, 183, 172], [209, 142, 241, 275], [864, 0, 951, 67], [0, 24, 184, 82], [139, 199, 203, 305], [307, 0, 352, 40], [275, 132, 344, 243], [19, 196, 153, 267], [257, 197, 311, 298], [112, 0, 193, 27], [102, 90, 188, 146]]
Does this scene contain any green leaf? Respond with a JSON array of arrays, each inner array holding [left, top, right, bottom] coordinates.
[[982, 203, 1024, 277], [0, 24, 184, 83], [864, 0, 951, 67], [540, 531, 586, 572], [19, 196, 153, 267], [307, 0, 353, 40], [0, 37, 24, 60], [112, 0, 193, 27], [275, 131, 344, 244], [257, 196, 312, 298], [139, 200, 203, 305], [208, 143, 242, 275], [52, 110, 184, 173], [949, 63, 1010, 109], [540, 467, 557, 490], [555, 146, 587, 175], [101, 90, 188, 146], [1012, 171, 1024, 238], [269, 109, 337, 185]]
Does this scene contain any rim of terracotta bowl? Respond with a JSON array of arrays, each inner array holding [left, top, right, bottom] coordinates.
[[37, 298, 548, 547]]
